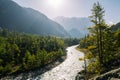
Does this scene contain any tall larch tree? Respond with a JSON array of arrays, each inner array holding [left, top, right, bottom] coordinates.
[[90, 2, 105, 65]]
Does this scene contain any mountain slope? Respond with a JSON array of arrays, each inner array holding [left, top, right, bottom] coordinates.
[[69, 29, 84, 38], [112, 22, 120, 31], [54, 16, 93, 38], [0, 0, 69, 37]]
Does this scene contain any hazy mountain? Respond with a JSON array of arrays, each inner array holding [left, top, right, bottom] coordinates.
[[68, 29, 84, 38], [54, 16, 94, 38], [0, 0, 69, 37], [112, 22, 120, 31]]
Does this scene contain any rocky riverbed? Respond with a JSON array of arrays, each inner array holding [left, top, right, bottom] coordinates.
[[1, 45, 85, 80]]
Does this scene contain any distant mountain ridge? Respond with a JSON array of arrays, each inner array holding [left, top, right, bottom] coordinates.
[[54, 16, 94, 38], [0, 0, 69, 37], [112, 22, 120, 31]]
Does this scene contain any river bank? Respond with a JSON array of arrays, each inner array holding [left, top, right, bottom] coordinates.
[[0, 53, 67, 80], [90, 68, 120, 80], [75, 46, 120, 80], [1, 45, 85, 80], [33, 45, 84, 80]]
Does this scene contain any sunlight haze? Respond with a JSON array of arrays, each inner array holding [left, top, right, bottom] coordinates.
[[47, 0, 65, 9], [12, 0, 120, 23]]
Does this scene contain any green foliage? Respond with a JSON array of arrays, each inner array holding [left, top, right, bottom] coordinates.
[[88, 46, 97, 56], [79, 2, 120, 75], [87, 59, 104, 75], [0, 29, 66, 75], [80, 19, 120, 75], [80, 27, 120, 74], [114, 29, 120, 48], [64, 38, 80, 46], [85, 52, 94, 59]]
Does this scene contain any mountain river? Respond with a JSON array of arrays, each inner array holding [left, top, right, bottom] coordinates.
[[1, 45, 85, 80]]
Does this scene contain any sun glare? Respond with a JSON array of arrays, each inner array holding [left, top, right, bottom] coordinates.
[[48, 0, 64, 9]]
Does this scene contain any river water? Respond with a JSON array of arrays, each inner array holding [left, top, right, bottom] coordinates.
[[1, 45, 84, 80], [33, 45, 85, 80]]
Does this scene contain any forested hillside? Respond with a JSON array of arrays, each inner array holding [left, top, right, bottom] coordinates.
[[0, 29, 66, 76], [112, 22, 120, 31]]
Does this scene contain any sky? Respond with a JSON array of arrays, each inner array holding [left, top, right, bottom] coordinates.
[[12, 0, 120, 23]]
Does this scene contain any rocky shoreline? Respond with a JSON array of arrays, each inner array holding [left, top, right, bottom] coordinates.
[[75, 67, 120, 80], [90, 68, 120, 80], [0, 54, 66, 80]]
